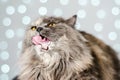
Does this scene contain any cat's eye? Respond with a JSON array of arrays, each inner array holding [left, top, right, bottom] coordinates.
[[47, 22, 56, 27], [31, 26, 37, 31]]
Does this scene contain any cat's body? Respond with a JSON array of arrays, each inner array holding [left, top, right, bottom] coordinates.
[[16, 15, 120, 80]]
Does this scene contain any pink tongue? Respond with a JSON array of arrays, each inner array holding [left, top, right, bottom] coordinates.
[[32, 35, 50, 50]]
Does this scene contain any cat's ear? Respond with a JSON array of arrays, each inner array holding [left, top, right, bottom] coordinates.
[[65, 15, 77, 28]]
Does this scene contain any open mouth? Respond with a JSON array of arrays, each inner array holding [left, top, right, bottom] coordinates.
[[32, 35, 51, 50]]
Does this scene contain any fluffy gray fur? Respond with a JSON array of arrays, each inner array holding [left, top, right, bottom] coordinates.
[[18, 15, 120, 80]]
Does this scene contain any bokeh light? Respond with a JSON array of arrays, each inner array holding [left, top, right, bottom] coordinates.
[[0, 51, 9, 60], [115, 0, 120, 5], [60, 0, 69, 5], [1, 64, 10, 73], [113, 44, 120, 52], [5, 29, 15, 39], [38, 7, 47, 16], [108, 32, 117, 40], [96, 10, 106, 19], [112, 7, 120, 15], [91, 0, 100, 6], [22, 16, 31, 25], [17, 5, 27, 14], [53, 8, 63, 17], [17, 41, 22, 50], [0, 41, 8, 50], [40, 0, 48, 3], [2, 17, 11, 26], [114, 19, 120, 29], [77, 10, 86, 19], [75, 22, 81, 30], [94, 23, 103, 32], [78, 0, 88, 6], [6, 6, 15, 15]]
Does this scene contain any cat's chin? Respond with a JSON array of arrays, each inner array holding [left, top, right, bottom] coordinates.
[[35, 44, 50, 51]]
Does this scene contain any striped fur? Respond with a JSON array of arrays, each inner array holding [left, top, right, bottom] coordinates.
[[17, 15, 120, 80]]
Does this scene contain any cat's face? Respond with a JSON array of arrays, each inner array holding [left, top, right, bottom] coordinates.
[[24, 15, 77, 50]]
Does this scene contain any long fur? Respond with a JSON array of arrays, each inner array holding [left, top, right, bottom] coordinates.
[[16, 15, 120, 80]]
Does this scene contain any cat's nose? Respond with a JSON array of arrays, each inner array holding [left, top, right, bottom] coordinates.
[[37, 27, 43, 32]]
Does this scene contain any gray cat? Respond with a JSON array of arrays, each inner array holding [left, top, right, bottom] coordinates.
[[16, 15, 120, 80]]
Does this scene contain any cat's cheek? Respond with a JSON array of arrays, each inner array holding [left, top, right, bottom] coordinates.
[[50, 35, 61, 41]]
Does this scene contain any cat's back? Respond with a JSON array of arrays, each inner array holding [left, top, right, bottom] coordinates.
[[80, 31, 120, 80]]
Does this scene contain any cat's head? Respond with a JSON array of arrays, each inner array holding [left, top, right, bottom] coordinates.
[[23, 15, 77, 50]]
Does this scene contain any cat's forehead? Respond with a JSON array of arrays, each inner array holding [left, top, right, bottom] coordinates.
[[31, 16, 65, 26], [43, 17, 65, 23]]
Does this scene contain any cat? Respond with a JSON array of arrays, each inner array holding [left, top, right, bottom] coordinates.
[[15, 15, 120, 80]]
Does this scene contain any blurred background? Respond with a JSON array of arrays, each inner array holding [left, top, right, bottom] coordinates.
[[0, 0, 120, 80]]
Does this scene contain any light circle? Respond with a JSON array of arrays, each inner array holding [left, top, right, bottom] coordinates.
[[38, 7, 47, 16], [77, 10, 86, 19], [17, 41, 22, 49], [22, 16, 31, 25], [40, 0, 48, 3], [1, 64, 10, 73], [17, 5, 27, 14], [91, 0, 100, 6], [0, 51, 9, 60], [60, 0, 69, 5], [113, 44, 120, 52], [53, 8, 63, 17], [96, 10, 106, 19], [78, 0, 88, 6], [75, 22, 81, 30], [6, 6, 15, 15], [0, 41, 8, 50], [112, 7, 120, 15], [115, 0, 120, 5], [108, 32, 117, 40], [94, 23, 103, 32], [2, 17, 11, 26], [114, 19, 120, 29], [5, 29, 15, 39]]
